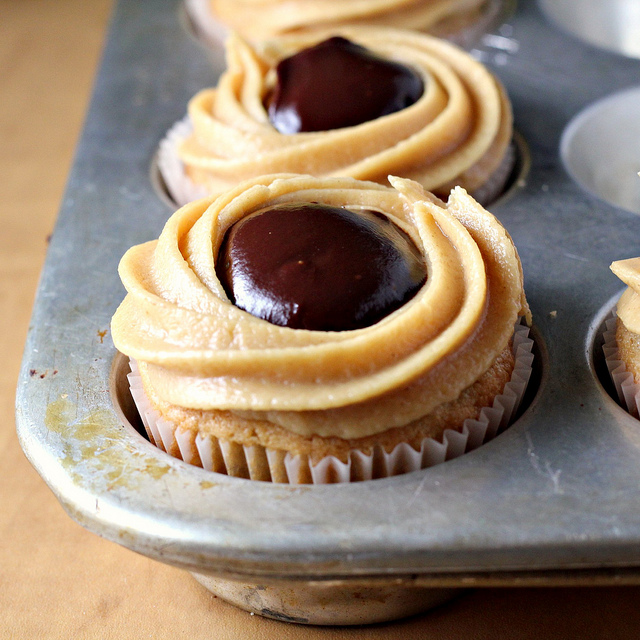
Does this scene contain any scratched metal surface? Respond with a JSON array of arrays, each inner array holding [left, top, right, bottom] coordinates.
[[15, 0, 640, 583]]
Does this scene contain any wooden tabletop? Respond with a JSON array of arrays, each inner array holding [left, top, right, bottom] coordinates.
[[2, 1, 640, 637]]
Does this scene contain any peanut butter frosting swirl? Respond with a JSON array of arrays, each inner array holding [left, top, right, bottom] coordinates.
[[178, 27, 512, 203], [112, 175, 529, 439], [208, 0, 488, 41], [612, 258, 640, 335]]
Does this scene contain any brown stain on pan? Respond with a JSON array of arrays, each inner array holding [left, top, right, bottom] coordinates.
[[44, 396, 172, 490]]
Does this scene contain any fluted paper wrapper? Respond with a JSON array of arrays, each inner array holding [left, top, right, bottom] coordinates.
[[184, 0, 229, 46], [157, 117, 209, 207], [126, 323, 534, 484], [602, 315, 640, 416]]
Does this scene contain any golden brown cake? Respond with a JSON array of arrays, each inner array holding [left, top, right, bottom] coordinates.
[[164, 27, 514, 208], [113, 174, 531, 483]]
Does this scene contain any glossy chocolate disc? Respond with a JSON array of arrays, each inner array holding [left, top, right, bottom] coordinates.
[[266, 36, 424, 134], [216, 203, 427, 331]]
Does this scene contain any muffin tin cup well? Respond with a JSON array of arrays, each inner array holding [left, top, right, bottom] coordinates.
[[15, 0, 640, 628], [538, 0, 640, 59], [560, 86, 640, 216], [190, 573, 463, 625]]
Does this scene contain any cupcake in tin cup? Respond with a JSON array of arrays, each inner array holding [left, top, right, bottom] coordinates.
[[112, 174, 533, 484], [159, 27, 515, 209], [604, 258, 640, 416], [185, 0, 507, 49]]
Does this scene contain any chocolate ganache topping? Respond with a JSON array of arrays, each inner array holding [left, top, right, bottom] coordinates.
[[216, 202, 427, 331], [266, 36, 424, 134]]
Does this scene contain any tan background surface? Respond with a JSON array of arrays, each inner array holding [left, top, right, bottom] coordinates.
[[2, 0, 640, 637]]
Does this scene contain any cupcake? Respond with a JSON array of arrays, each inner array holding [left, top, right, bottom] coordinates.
[[112, 174, 533, 483], [186, 0, 505, 47], [604, 258, 640, 415], [160, 27, 514, 209]]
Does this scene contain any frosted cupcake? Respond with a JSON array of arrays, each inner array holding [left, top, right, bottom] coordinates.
[[112, 174, 533, 483], [160, 27, 514, 208], [604, 258, 640, 415], [186, 0, 506, 48]]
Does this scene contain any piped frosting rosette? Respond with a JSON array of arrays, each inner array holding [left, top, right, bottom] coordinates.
[[186, 0, 502, 46], [604, 258, 640, 416], [112, 174, 532, 483], [160, 27, 513, 208]]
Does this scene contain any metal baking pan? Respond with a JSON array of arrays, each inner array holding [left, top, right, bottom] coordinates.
[[15, 0, 640, 625]]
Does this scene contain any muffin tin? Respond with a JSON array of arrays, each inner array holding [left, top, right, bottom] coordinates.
[[15, 0, 640, 626]]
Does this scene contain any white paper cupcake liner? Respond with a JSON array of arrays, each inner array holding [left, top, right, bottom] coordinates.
[[602, 314, 640, 417], [437, 0, 506, 50], [465, 140, 516, 207], [157, 116, 209, 207], [126, 322, 534, 484], [184, 0, 230, 47]]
